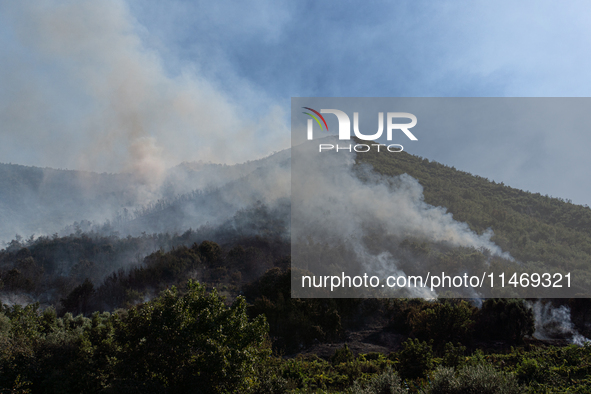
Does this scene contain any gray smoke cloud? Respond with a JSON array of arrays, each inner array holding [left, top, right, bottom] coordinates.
[[292, 138, 513, 252], [0, 0, 289, 177], [0, 293, 36, 308]]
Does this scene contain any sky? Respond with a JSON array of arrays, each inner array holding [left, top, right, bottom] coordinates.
[[1, 0, 591, 204]]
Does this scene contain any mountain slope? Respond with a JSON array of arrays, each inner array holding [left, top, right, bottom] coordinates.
[[357, 147, 591, 278], [0, 149, 291, 242]]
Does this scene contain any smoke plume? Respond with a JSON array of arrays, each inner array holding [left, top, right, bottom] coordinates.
[[291, 138, 513, 297], [530, 301, 590, 346], [0, 0, 289, 177]]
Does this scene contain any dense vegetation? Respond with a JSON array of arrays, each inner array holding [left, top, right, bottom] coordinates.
[[0, 281, 269, 393], [2, 277, 590, 393], [2, 147, 591, 392]]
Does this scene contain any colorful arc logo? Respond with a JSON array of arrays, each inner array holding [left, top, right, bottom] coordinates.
[[302, 107, 329, 131]]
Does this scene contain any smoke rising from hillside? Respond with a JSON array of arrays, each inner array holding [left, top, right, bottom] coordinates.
[[0, 149, 292, 244], [530, 301, 590, 346], [293, 139, 513, 253], [291, 138, 513, 297], [0, 0, 289, 177], [0, 2, 514, 295], [0, 0, 291, 243]]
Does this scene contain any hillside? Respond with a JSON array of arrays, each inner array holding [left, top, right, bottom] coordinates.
[[357, 146, 591, 293], [3, 145, 591, 302], [1, 148, 591, 392], [0, 149, 290, 243], [0, 163, 135, 242]]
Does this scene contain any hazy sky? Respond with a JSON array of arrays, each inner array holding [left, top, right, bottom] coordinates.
[[1, 0, 591, 204]]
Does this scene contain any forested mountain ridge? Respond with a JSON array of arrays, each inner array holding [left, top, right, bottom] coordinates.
[[3, 143, 591, 304], [0, 149, 290, 243], [0, 163, 134, 242], [3, 143, 591, 303], [359, 147, 591, 234]]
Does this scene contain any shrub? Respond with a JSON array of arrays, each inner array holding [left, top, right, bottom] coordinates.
[[409, 301, 475, 348], [430, 364, 524, 394], [332, 344, 355, 365], [348, 367, 406, 394], [249, 365, 289, 394], [515, 357, 544, 384], [113, 280, 269, 393], [442, 342, 466, 369], [397, 338, 434, 380]]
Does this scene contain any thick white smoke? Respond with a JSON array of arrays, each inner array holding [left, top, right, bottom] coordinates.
[[292, 138, 512, 255], [291, 138, 513, 297], [530, 301, 590, 346]]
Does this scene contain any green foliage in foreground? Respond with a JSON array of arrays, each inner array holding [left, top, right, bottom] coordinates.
[[0, 281, 269, 394], [2, 282, 591, 393], [258, 343, 591, 393]]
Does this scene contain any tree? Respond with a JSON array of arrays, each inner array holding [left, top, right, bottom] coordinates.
[[408, 300, 475, 349], [197, 240, 222, 265], [397, 338, 434, 380], [475, 299, 534, 344], [113, 280, 269, 393], [61, 278, 95, 315]]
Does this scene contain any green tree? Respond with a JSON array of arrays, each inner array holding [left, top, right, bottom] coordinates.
[[331, 344, 354, 365], [114, 280, 269, 393], [397, 338, 434, 380], [198, 240, 222, 265], [409, 301, 475, 349], [61, 278, 95, 315]]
